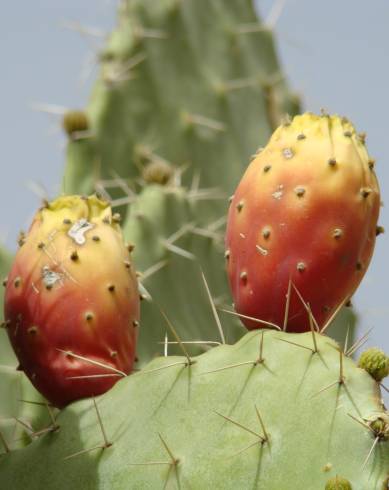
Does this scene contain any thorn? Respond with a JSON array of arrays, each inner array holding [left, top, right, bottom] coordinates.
[[218, 308, 281, 331], [56, 349, 127, 377], [308, 305, 318, 353], [320, 296, 349, 334], [339, 348, 345, 384], [266, 0, 288, 28], [93, 397, 112, 449], [200, 360, 256, 375], [276, 338, 314, 353], [159, 310, 193, 365], [0, 430, 10, 453], [66, 374, 121, 380], [381, 383, 389, 393], [136, 361, 188, 376], [64, 444, 105, 461], [158, 433, 179, 465], [344, 324, 350, 354], [214, 411, 265, 442], [140, 260, 168, 282], [255, 405, 269, 442], [345, 327, 374, 356], [159, 340, 221, 347], [184, 113, 226, 132], [164, 333, 168, 357], [362, 436, 379, 470], [291, 283, 320, 331], [283, 277, 292, 331], [201, 271, 226, 344], [347, 413, 375, 434], [163, 241, 195, 260], [258, 330, 265, 364], [46, 402, 59, 431]]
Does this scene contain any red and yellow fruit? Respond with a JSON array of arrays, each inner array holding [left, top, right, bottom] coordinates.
[[4, 195, 139, 407], [225, 113, 380, 332]]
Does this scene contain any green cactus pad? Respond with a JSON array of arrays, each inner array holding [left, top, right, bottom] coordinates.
[[1, 330, 387, 489], [62, 0, 300, 213], [123, 184, 244, 364]]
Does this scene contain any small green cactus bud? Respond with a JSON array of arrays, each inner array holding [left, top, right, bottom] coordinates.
[[142, 161, 173, 185], [62, 110, 89, 137], [358, 347, 389, 381], [325, 475, 352, 490]]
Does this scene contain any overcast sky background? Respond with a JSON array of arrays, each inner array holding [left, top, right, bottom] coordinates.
[[1, 1, 388, 373]]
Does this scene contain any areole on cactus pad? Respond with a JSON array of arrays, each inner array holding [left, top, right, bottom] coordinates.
[[226, 113, 381, 333], [3, 195, 139, 407]]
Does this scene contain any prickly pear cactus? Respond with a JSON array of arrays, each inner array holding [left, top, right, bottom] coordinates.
[[62, 0, 300, 209], [122, 184, 244, 363], [1, 330, 387, 489]]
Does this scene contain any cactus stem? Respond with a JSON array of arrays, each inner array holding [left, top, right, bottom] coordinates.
[[56, 349, 127, 377], [214, 411, 265, 443], [219, 308, 280, 330], [201, 271, 226, 344]]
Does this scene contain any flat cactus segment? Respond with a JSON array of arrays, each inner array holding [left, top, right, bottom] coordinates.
[[123, 185, 244, 364], [63, 0, 300, 205], [1, 330, 387, 489]]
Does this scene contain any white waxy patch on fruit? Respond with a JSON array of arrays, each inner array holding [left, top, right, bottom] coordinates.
[[272, 184, 284, 200], [68, 219, 95, 245], [41, 266, 62, 288], [282, 148, 294, 159]]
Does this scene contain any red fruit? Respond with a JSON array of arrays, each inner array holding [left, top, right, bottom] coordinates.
[[4, 195, 139, 407], [225, 113, 380, 332]]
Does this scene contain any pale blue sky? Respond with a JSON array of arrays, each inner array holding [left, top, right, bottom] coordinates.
[[1, 1, 388, 367]]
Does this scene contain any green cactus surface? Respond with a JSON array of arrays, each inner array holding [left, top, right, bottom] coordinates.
[[1, 330, 388, 489], [62, 0, 300, 212]]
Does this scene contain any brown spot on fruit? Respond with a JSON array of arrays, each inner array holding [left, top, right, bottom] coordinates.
[[85, 312, 94, 322], [294, 186, 306, 197], [224, 250, 230, 260], [27, 326, 38, 335], [328, 158, 337, 167], [70, 251, 79, 261], [240, 271, 248, 283], [376, 225, 385, 236], [107, 284, 115, 292], [236, 200, 244, 212], [296, 262, 306, 272], [262, 227, 271, 239], [332, 228, 343, 239], [14, 277, 21, 288], [360, 187, 372, 198], [263, 165, 271, 173]]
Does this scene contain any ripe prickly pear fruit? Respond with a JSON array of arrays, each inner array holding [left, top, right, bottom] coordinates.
[[226, 113, 380, 332], [3, 195, 139, 407]]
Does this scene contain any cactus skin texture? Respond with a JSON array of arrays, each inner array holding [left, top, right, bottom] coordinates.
[[358, 348, 389, 382], [226, 113, 380, 333], [0, 330, 387, 489], [3, 195, 139, 407], [62, 0, 300, 216]]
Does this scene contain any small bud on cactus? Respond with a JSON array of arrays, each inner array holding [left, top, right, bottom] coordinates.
[[62, 110, 89, 137], [226, 113, 380, 332], [325, 476, 352, 490], [3, 195, 140, 407], [358, 347, 389, 381]]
